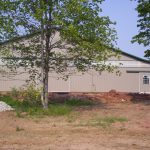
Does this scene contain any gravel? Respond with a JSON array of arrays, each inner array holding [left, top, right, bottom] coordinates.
[[0, 101, 14, 112]]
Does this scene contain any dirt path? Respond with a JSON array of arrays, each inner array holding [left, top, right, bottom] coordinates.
[[0, 102, 150, 150]]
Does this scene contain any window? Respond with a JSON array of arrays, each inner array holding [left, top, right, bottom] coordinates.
[[143, 76, 149, 85]]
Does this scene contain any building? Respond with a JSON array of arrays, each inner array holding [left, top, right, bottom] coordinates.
[[0, 51, 150, 93], [0, 33, 150, 93]]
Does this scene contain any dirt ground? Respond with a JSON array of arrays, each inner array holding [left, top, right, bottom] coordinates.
[[0, 99, 150, 150]]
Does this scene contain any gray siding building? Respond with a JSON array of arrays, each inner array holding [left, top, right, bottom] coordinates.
[[0, 51, 150, 93]]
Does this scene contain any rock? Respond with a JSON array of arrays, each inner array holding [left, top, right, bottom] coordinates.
[[0, 101, 14, 112]]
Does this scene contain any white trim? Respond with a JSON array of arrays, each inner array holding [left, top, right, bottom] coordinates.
[[106, 61, 150, 68]]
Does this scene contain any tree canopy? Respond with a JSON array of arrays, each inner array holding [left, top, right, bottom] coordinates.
[[132, 0, 150, 57], [0, 0, 118, 108]]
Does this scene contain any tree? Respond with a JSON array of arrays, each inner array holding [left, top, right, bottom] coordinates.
[[0, 0, 118, 108], [132, 0, 150, 57]]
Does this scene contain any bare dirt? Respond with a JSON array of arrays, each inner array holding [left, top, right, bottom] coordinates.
[[49, 90, 150, 103], [0, 93, 150, 150]]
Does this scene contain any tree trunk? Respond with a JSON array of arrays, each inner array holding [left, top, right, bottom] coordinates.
[[41, 63, 49, 109], [40, 0, 52, 109], [40, 22, 49, 109], [41, 29, 50, 109]]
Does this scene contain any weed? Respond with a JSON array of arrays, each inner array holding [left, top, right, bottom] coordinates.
[[16, 111, 22, 118], [11, 87, 20, 99], [16, 126, 24, 132], [67, 112, 79, 123]]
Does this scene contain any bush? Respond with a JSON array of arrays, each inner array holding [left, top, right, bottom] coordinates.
[[10, 85, 41, 106], [22, 85, 41, 106], [11, 87, 22, 99]]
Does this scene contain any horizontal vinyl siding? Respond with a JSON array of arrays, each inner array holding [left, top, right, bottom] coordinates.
[[0, 73, 28, 91], [93, 69, 139, 92], [1, 67, 150, 93], [48, 73, 69, 92], [70, 73, 93, 92], [67, 69, 139, 93]]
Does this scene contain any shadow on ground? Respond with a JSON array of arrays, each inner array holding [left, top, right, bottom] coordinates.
[[48, 91, 150, 106], [128, 93, 150, 105]]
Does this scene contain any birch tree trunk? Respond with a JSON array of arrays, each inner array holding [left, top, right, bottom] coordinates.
[[40, 1, 51, 109], [41, 30, 49, 109], [41, 25, 49, 109]]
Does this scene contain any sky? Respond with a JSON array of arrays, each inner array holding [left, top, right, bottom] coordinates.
[[101, 0, 146, 59]]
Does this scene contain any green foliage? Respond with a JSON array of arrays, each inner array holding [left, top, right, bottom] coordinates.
[[0, 0, 118, 74], [0, 0, 19, 41], [11, 87, 21, 99], [0, 0, 119, 108], [10, 85, 41, 106], [22, 85, 41, 106], [132, 0, 150, 57]]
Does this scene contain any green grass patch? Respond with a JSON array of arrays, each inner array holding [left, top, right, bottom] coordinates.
[[0, 96, 95, 117], [27, 105, 71, 117], [0, 96, 72, 117], [80, 116, 128, 128], [0, 96, 22, 108]]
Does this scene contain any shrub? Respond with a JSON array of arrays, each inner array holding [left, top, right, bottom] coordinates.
[[10, 84, 41, 106], [10, 87, 21, 99], [22, 85, 41, 106]]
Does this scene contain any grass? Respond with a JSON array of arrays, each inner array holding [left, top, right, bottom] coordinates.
[[0, 96, 72, 117], [67, 112, 79, 123], [0, 96, 93, 117], [80, 116, 128, 128], [27, 105, 71, 117], [0, 96, 128, 128]]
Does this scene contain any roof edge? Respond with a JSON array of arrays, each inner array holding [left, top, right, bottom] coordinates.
[[120, 50, 150, 64]]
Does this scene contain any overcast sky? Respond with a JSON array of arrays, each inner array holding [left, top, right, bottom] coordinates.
[[101, 0, 146, 58]]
